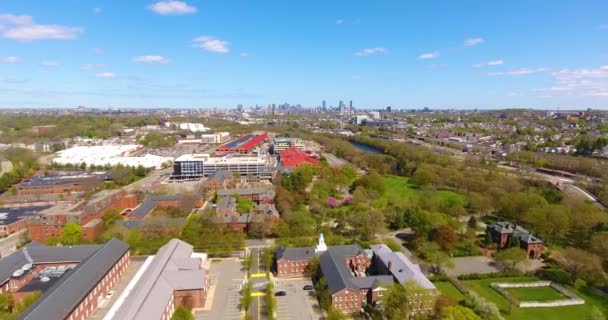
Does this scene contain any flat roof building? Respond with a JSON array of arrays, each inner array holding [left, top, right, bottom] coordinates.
[[171, 154, 274, 180], [0, 205, 52, 237], [0, 239, 130, 320]]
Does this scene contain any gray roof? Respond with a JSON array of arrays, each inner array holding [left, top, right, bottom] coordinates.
[[370, 244, 435, 289], [489, 221, 543, 244], [216, 196, 237, 212], [131, 194, 199, 218], [112, 239, 207, 320], [0, 242, 100, 286], [318, 245, 392, 294], [276, 247, 315, 261], [20, 239, 129, 320]]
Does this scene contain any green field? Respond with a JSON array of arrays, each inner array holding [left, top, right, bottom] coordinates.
[[373, 175, 465, 210], [433, 281, 467, 301], [506, 286, 566, 302], [463, 277, 608, 320]]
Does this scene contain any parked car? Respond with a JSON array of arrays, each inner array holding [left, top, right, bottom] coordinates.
[[303, 285, 313, 291], [275, 291, 287, 296]]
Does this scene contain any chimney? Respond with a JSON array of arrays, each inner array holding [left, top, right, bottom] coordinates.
[[388, 260, 393, 271]]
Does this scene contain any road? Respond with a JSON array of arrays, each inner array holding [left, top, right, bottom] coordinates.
[[123, 167, 173, 193], [249, 247, 267, 320]]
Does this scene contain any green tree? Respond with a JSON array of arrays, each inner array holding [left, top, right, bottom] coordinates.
[[241, 283, 252, 312], [418, 242, 453, 272], [170, 306, 194, 320], [234, 194, 254, 214], [60, 222, 82, 245], [314, 277, 332, 310], [266, 282, 277, 320], [326, 306, 349, 320], [381, 282, 435, 320], [553, 247, 605, 284], [102, 208, 123, 228], [588, 306, 606, 320], [441, 305, 481, 320], [494, 247, 527, 271], [0, 293, 14, 313], [111, 164, 135, 185]]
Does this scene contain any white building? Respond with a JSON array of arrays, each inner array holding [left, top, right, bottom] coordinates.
[[53, 145, 173, 169]]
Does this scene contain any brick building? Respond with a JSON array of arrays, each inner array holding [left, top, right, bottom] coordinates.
[[487, 221, 544, 259], [0, 205, 52, 237], [27, 189, 138, 242], [15, 172, 106, 197], [0, 239, 129, 320], [276, 235, 436, 315], [110, 239, 209, 320]]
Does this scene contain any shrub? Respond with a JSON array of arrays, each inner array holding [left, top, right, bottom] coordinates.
[[541, 268, 572, 285], [457, 271, 524, 280]]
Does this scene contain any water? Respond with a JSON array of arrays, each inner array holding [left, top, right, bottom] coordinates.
[[349, 141, 383, 154]]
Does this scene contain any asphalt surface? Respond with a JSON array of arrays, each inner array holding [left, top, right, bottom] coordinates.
[[249, 247, 268, 320]]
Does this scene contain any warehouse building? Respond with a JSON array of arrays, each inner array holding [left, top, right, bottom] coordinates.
[[171, 154, 274, 180]]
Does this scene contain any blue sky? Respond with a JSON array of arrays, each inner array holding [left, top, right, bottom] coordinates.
[[1, 0, 607, 109]]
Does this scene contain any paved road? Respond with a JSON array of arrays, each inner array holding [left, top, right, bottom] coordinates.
[[249, 247, 267, 320], [123, 167, 173, 193], [196, 258, 245, 320]]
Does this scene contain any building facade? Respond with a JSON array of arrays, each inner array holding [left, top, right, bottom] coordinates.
[[487, 221, 544, 259]]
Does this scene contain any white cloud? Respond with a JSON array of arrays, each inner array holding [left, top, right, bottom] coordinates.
[[474, 60, 504, 68], [464, 37, 484, 46], [336, 19, 344, 25], [489, 68, 547, 76], [353, 47, 386, 57], [0, 14, 33, 25], [133, 55, 170, 64], [92, 48, 105, 55], [2, 56, 22, 63], [39, 60, 60, 67], [81, 63, 105, 70], [147, 1, 197, 15], [192, 36, 230, 53], [547, 66, 608, 97], [95, 72, 116, 79], [0, 14, 83, 42], [418, 51, 440, 59]]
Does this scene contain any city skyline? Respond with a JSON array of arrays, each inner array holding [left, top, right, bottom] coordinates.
[[1, 1, 608, 109]]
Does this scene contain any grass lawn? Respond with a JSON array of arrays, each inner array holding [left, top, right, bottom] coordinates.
[[433, 281, 467, 301], [373, 175, 465, 208], [506, 286, 566, 302], [463, 277, 608, 320]]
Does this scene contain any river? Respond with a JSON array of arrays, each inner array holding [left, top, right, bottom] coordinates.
[[349, 141, 384, 154]]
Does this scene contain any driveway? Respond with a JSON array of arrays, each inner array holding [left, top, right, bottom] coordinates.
[[445, 256, 503, 276], [274, 278, 324, 320], [196, 258, 246, 320]]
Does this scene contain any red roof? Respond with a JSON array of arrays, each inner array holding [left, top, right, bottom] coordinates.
[[279, 146, 319, 168], [237, 132, 268, 152]]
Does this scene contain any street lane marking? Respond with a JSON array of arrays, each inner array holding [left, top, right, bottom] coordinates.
[[251, 292, 265, 297], [251, 273, 266, 278]]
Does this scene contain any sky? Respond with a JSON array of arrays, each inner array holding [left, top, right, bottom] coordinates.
[[1, 0, 608, 109]]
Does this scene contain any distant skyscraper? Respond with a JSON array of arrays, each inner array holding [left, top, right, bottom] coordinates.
[[339, 100, 344, 109], [349, 100, 353, 110], [322, 100, 326, 110], [386, 106, 392, 112]]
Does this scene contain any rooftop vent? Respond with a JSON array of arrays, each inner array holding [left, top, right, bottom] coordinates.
[[40, 276, 50, 283], [12, 269, 24, 277]]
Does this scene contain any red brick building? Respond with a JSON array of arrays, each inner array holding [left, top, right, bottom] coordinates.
[[1, 239, 130, 320], [487, 221, 544, 259], [112, 239, 210, 320], [27, 189, 138, 242], [0, 205, 52, 237]]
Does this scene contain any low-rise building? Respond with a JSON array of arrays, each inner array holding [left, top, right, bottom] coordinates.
[[276, 235, 436, 315], [278, 146, 319, 168], [127, 194, 203, 220], [110, 239, 209, 320], [487, 221, 544, 259], [15, 172, 107, 197], [27, 190, 138, 242], [0, 205, 52, 237], [0, 239, 129, 320]]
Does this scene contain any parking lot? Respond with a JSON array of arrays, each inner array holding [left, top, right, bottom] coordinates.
[[196, 258, 246, 320], [274, 278, 323, 320]]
